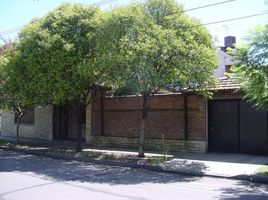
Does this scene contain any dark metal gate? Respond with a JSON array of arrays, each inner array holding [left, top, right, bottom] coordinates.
[[208, 100, 268, 155], [53, 105, 69, 140]]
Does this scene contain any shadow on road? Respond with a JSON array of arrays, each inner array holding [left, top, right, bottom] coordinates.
[[0, 150, 204, 185], [218, 181, 268, 200]]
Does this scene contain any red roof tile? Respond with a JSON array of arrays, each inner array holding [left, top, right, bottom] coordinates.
[[0, 43, 12, 53], [212, 77, 241, 90]]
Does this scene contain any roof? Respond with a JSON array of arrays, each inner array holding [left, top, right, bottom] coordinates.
[[0, 43, 12, 53], [212, 77, 241, 90]]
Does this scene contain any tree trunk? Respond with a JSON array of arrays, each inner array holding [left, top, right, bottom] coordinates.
[[138, 93, 150, 158], [70, 101, 83, 152], [16, 113, 23, 144], [138, 117, 146, 157]]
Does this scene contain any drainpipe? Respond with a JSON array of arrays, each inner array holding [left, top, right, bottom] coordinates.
[[100, 90, 104, 136], [183, 92, 188, 140]]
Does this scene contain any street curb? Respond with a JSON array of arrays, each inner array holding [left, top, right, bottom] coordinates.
[[1, 146, 268, 185]]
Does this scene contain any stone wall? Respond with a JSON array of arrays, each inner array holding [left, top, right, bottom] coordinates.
[[0, 106, 54, 140], [87, 136, 206, 153]]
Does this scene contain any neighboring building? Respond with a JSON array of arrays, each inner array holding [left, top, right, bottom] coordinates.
[[0, 106, 54, 140], [0, 105, 86, 141], [214, 36, 236, 78], [0, 43, 12, 54]]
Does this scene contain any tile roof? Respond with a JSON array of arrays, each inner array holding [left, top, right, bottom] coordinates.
[[212, 77, 241, 90], [0, 43, 12, 53]]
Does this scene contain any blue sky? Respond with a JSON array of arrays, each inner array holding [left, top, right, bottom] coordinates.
[[0, 0, 267, 46]]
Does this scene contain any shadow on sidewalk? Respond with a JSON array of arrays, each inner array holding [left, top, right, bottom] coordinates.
[[0, 150, 205, 185]]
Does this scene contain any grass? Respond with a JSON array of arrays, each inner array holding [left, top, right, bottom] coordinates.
[[49, 147, 72, 153], [76, 151, 123, 160], [0, 139, 32, 148], [1, 139, 174, 164], [145, 156, 173, 164], [49, 147, 173, 164], [256, 166, 268, 176]]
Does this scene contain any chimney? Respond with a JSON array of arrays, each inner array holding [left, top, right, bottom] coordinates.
[[224, 36, 236, 48]]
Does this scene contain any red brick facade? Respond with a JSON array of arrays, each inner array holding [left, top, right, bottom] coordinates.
[[91, 94, 206, 141]]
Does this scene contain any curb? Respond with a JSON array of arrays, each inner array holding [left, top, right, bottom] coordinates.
[[1, 146, 268, 185]]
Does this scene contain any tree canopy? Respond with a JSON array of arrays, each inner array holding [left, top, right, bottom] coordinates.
[[99, 0, 218, 156], [14, 3, 120, 107], [230, 25, 268, 109], [5, 3, 122, 151], [102, 0, 217, 96], [0, 0, 218, 153]]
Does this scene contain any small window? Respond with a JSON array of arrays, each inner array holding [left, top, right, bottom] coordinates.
[[225, 65, 232, 73], [14, 108, 35, 124]]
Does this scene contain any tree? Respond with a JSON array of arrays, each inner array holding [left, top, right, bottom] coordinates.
[[9, 4, 119, 151], [0, 48, 35, 144], [230, 25, 268, 109], [101, 0, 218, 157]]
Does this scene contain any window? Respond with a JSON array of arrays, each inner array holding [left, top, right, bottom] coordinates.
[[14, 108, 35, 124], [225, 65, 232, 73]]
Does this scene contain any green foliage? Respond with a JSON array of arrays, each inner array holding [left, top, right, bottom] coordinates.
[[0, 48, 34, 113], [0, 139, 33, 148], [100, 0, 218, 97], [230, 25, 268, 110], [13, 4, 117, 106], [2, 1, 217, 109], [257, 166, 268, 176]]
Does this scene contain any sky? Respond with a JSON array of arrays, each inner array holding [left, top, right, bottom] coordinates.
[[0, 0, 267, 46]]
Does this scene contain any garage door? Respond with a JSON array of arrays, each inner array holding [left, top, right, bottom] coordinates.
[[208, 99, 268, 155]]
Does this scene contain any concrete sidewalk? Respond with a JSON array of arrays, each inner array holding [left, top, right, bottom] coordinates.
[[159, 153, 268, 178], [82, 148, 268, 180]]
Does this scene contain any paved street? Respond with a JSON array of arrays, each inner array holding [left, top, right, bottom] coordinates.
[[0, 149, 268, 200]]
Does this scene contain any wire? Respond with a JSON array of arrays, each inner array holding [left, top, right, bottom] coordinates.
[[0, 0, 119, 36], [185, 0, 237, 12], [0, 0, 238, 36], [92, 0, 118, 6], [0, 0, 266, 37], [200, 11, 268, 27], [0, 26, 24, 35]]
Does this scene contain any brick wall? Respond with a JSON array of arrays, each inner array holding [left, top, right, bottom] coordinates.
[[0, 106, 54, 140], [90, 94, 206, 141], [187, 95, 207, 141]]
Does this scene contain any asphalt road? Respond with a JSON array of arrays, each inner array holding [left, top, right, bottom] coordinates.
[[0, 149, 268, 200]]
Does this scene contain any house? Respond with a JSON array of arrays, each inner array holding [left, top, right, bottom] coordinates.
[[87, 78, 268, 155], [1, 77, 267, 155], [1, 37, 267, 155]]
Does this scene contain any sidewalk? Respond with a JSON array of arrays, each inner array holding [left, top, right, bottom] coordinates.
[[82, 148, 268, 183], [1, 141, 268, 184], [159, 152, 268, 179]]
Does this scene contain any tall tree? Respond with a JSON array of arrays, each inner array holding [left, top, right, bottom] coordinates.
[[9, 4, 118, 151], [101, 0, 218, 157], [230, 25, 268, 109]]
